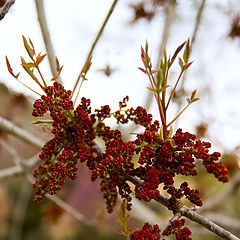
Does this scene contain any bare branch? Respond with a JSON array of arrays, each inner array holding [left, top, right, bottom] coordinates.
[[0, 0, 15, 21], [203, 212, 240, 231], [181, 206, 240, 240], [72, 0, 119, 96], [0, 165, 23, 179], [25, 174, 96, 226], [34, 0, 60, 80], [0, 116, 44, 148], [121, 169, 239, 240]]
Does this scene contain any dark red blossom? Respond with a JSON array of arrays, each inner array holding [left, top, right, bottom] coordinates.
[[162, 219, 192, 240], [131, 222, 160, 240], [32, 85, 228, 214]]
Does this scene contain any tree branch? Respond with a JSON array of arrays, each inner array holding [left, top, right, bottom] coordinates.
[[34, 0, 60, 80], [181, 206, 239, 240], [0, 0, 15, 21], [0, 116, 44, 149], [121, 169, 239, 239], [0, 117, 239, 239]]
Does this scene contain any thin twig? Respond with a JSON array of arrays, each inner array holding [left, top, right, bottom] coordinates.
[[0, 0, 15, 21], [34, 0, 60, 80], [123, 170, 239, 239], [72, 0, 119, 96]]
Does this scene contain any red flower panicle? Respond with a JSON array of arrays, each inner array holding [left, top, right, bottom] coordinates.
[[32, 85, 228, 214]]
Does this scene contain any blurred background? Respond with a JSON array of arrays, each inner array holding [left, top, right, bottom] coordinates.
[[1, 0, 240, 239]]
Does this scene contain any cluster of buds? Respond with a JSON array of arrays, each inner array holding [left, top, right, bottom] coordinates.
[[7, 37, 230, 239]]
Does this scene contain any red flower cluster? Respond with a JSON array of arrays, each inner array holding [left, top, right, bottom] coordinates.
[[130, 219, 191, 240], [32, 83, 96, 202], [162, 219, 192, 240], [131, 128, 228, 207], [131, 222, 161, 240], [32, 82, 228, 214]]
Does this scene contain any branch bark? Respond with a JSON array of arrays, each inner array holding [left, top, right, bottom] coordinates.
[[0, 0, 15, 21], [34, 0, 59, 80], [0, 116, 44, 149]]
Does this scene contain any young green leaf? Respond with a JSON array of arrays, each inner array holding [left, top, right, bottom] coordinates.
[[36, 53, 47, 65], [169, 41, 186, 67], [138, 67, 147, 74], [183, 38, 191, 63], [6, 56, 20, 79], [179, 57, 184, 69], [22, 35, 34, 60], [21, 57, 38, 81]]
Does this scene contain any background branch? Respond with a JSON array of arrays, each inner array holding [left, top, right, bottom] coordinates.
[[0, 116, 44, 149], [34, 0, 60, 80], [0, 0, 15, 21]]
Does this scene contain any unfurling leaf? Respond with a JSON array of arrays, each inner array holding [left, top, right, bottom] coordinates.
[[147, 85, 169, 94], [169, 41, 186, 67], [138, 67, 147, 74], [179, 57, 184, 68], [21, 57, 38, 81], [36, 53, 47, 65], [183, 38, 191, 63], [191, 98, 200, 103], [32, 120, 54, 124], [22, 35, 34, 60], [183, 61, 193, 71], [21, 62, 35, 68], [5, 56, 13, 73], [6, 56, 20, 78], [190, 89, 197, 100]]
